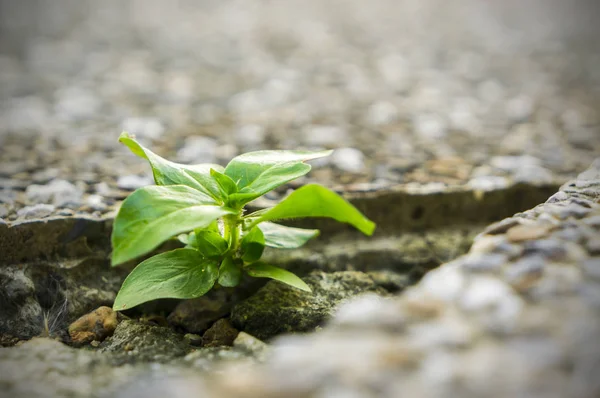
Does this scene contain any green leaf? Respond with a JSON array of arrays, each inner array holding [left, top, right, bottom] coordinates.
[[111, 185, 235, 266], [195, 230, 228, 258], [113, 249, 218, 311], [258, 222, 320, 249], [218, 256, 242, 287], [245, 262, 311, 292], [224, 149, 332, 192], [119, 132, 224, 200], [210, 168, 238, 197], [228, 162, 311, 207], [240, 226, 265, 263], [253, 184, 375, 236]]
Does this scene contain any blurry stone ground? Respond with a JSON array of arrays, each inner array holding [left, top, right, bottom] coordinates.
[[1, 1, 600, 398], [0, 0, 599, 221]]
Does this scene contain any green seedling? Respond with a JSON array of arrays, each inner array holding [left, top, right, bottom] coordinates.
[[111, 132, 376, 310]]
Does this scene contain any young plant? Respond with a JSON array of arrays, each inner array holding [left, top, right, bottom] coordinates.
[[111, 132, 376, 310]]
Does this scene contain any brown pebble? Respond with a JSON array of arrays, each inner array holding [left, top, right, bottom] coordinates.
[[202, 319, 239, 347], [507, 224, 552, 242], [68, 306, 119, 345]]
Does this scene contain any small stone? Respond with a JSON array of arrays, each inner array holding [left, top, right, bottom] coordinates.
[[116, 175, 153, 190], [26, 179, 83, 208], [184, 333, 203, 347], [585, 237, 600, 254], [460, 276, 514, 311], [303, 125, 349, 147], [468, 176, 509, 191], [331, 294, 405, 330], [0, 188, 17, 205], [17, 204, 55, 219], [366, 101, 398, 126], [84, 194, 106, 211], [461, 253, 508, 272], [0, 205, 8, 218], [546, 191, 569, 203], [505, 94, 534, 122], [68, 306, 118, 346], [167, 290, 233, 334], [234, 124, 265, 148], [55, 86, 101, 120], [202, 319, 239, 347], [514, 165, 555, 184], [376, 53, 410, 90], [413, 113, 447, 139], [507, 224, 552, 242], [233, 332, 268, 357], [330, 147, 365, 173], [177, 136, 218, 164], [522, 239, 568, 260], [420, 263, 466, 303], [490, 155, 541, 173], [582, 258, 600, 280], [121, 117, 165, 140], [504, 255, 545, 292]]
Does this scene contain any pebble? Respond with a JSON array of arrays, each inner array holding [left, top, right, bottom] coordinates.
[[233, 332, 268, 357], [331, 294, 405, 330], [489, 155, 541, 173], [202, 319, 239, 347], [514, 165, 555, 184], [461, 253, 508, 272], [506, 224, 552, 242], [116, 175, 153, 190], [330, 147, 365, 173], [16, 204, 56, 219], [176, 136, 218, 164], [413, 113, 447, 139], [234, 124, 266, 148], [84, 194, 107, 211], [184, 333, 203, 347], [303, 125, 349, 147], [366, 101, 398, 126], [505, 94, 534, 122], [420, 263, 466, 303], [582, 258, 600, 280], [121, 117, 165, 140], [0, 205, 8, 218], [54, 86, 101, 120], [467, 175, 509, 191], [25, 179, 83, 208], [68, 306, 119, 345], [504, 255, 545, 291]]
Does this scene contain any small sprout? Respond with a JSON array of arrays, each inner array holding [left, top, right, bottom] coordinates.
[[111, 132, 376, 310]]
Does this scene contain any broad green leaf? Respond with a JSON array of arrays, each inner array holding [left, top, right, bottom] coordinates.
[[119, 132, 224, 200], [113, 249, 218, 310], [240, 226, 265, 263], [210, 168, 238, 197], [253, 184, 375, 236], [218, 256, 242, 287], [224, 150, 332, 191], [228, 162, 311, 207], [195, 230, 228, 258], [111, 185, 235, 266], [245, 262, 311, 292], [258, 222, 320, 249]]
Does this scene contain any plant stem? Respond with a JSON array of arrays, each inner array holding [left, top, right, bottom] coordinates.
[[224, 214, 240, 252]]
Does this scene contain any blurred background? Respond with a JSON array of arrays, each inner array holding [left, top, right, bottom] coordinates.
[[0, 0, 599, 219]]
